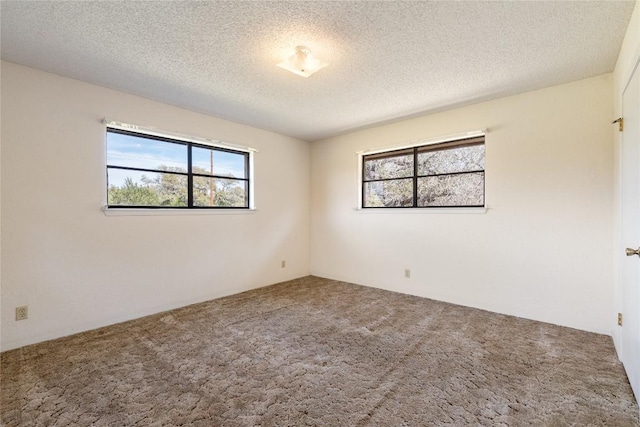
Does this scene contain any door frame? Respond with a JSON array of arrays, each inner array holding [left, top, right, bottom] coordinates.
[[615, 14, 640, 403], [618, 55, 640, 404]]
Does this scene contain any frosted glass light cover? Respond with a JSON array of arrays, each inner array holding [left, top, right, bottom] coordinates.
[[277, 46, 328, 78]]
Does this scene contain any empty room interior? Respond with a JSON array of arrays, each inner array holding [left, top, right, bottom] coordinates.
[[2, 1, 640, 425]]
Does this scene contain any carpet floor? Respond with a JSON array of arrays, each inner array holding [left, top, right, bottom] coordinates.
[[1, 276, 638, 426]]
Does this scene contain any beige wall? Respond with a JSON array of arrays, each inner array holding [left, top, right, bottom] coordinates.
[[613, 0, 640, 354], [0, 56, 623, 350], [310, 74, 614, 334], [0, 61, 311, 351]]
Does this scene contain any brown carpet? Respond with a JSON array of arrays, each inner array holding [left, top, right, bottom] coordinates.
[[1, 276, 638, 426]]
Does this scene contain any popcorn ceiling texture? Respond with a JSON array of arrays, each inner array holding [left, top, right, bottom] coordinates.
[[0, 1, 635, 141], [1, 276, 638, 426]]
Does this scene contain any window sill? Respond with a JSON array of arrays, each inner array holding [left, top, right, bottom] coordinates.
[[354, 207, 487, 214], [102, 207, 257, 216]]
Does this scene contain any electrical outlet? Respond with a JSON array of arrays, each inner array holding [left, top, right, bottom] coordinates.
[[281, 260, 286, 268], [405, 269, 411, 278], [16, 306, 28, 321]]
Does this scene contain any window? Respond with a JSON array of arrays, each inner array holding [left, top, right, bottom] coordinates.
[[106, 128, 250, 208], [362, 136, 485, 208]]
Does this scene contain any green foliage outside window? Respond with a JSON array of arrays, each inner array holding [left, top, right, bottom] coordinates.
[[106, 128, 250, 208]]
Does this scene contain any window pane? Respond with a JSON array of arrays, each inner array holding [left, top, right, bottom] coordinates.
[[418, 144, 484, 176], [192, 147, 247, 178], [364, 153, 414, 180], [417, 172, 484, 207], [364, 178, 413, 207], [107, 168, 188, 206], [107, 131, 187, 171], [193, 177, 247, 207]]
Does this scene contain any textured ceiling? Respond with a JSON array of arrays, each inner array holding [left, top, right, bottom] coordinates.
[[0, 1, 635, 141]]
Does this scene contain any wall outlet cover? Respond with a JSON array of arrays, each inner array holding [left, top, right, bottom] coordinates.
[[16, 306, 28, 321]]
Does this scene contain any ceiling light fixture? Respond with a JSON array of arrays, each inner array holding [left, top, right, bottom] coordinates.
[[277, 46, 328, 78]]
